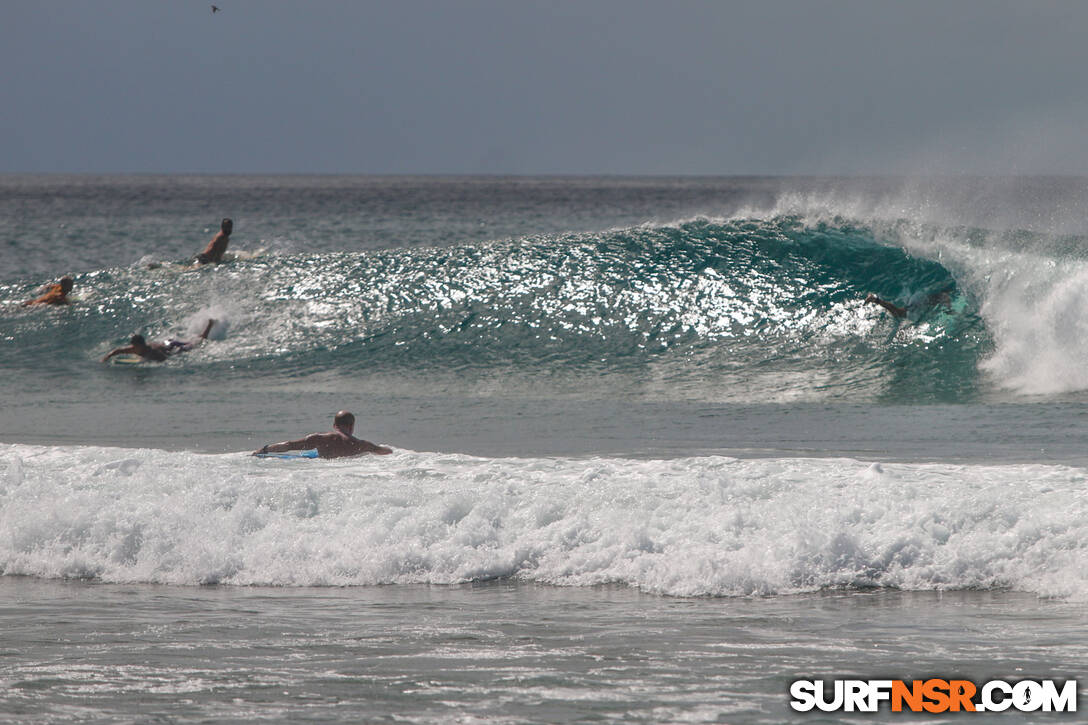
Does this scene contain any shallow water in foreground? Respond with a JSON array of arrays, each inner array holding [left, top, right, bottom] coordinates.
[[1, 579, 1084, 724]]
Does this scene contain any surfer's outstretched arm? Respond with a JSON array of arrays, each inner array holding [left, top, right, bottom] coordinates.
[[864, 293, 907, 318], [252, 436, 313, 456], [101, 345, 136, 362], [198, 318, 217, 340], [358, 439, 393, 455]]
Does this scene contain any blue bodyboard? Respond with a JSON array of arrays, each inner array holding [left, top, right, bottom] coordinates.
[[255, 449, 319, 460]]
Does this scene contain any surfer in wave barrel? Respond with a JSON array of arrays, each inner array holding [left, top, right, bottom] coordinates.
[[253, 411, 393, 458], [864, 293, 909, 318], [864, 288, 954, 320], [101, 319, 217, 363]]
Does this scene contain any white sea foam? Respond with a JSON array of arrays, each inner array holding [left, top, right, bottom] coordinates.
[[2, 443, 1085, 599]]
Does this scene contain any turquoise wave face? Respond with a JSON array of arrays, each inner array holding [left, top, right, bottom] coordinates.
[[0, 217, 989, 402]]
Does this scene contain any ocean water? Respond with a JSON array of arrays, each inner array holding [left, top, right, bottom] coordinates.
[[1, 175, 1087, 722]]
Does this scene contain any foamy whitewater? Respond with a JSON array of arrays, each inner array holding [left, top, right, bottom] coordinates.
[[1, 176, 1086, 723], [4, 444, 1087, 600]]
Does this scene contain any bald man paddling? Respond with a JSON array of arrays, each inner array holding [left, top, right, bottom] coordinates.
[[253, 411, 393, 458]]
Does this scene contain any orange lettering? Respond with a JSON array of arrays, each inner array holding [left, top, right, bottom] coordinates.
[[892, 680, 924, 712], [948, 680, 976, 712], [922, 679, 951, 713]]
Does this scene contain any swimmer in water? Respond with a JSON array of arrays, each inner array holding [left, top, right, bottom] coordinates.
[[253, 410, 393, 458], [195, 218, 232, 265], [22, 276, 74, 306], [102, 319, 217, 363]]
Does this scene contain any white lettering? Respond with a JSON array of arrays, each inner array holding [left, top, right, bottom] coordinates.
[[789, 681, 817, 712], [867, 680, 893, 711], [844, 680, 868, 712], [816, 680, 844, 712], [1041, 680, 1077, 712], [982, 680, 1012, 712], [1013, 680, 1043, 711]]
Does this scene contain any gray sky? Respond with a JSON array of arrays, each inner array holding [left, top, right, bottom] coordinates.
[[4, 1, 1088, 175]]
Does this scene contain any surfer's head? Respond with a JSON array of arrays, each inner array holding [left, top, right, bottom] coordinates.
[[333, 410, 355, 434], [221, 218, 233, 234], [130, 334, 147, 347], [59, 276, 74, 293]]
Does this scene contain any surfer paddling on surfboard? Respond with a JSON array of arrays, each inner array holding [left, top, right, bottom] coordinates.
[[252, 411, 393, 459], [102, 319, 217, 363]]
